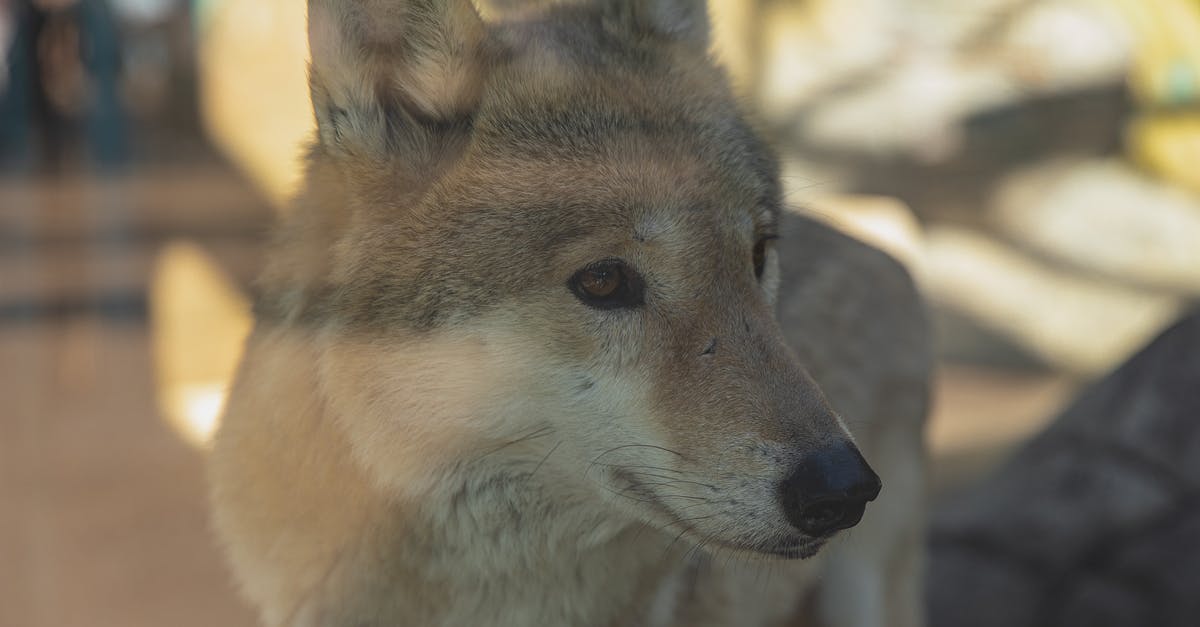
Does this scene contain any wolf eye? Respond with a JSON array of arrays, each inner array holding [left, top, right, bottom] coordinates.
[[580, 268, 620, 297], [753, 238, 769, 280], [568, 260, 644, 309]]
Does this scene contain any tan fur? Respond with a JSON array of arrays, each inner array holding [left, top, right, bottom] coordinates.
[[209, 1, 931, 625]]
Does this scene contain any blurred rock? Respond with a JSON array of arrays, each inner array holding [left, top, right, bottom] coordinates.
[[919, 227, 1180, 375], [749, 0, 1047, 122], [781, 0, 1130, 161], [928, 310, 1200, 627], [752, 0, 904, 120], [802, 52, 1015, 160], [997, 0, 1132, 94], [993, 159, 1200, 295]]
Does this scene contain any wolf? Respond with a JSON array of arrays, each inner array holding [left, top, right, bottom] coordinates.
[[207, 0, 932, 625]]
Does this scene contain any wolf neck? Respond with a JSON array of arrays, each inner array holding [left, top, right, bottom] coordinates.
[[313, 453, 683, 626], [291, 395, 684, 625], [400, 478, 684, 620]]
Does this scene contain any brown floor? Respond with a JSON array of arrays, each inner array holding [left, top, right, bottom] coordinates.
[[0, 166, 1075, 627], [1, 323, 257, 627], [2, 165, 266, 627], [928, 365, 1076, 496]]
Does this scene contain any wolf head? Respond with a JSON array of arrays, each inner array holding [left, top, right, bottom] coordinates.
[[278, 0, 879, 558]]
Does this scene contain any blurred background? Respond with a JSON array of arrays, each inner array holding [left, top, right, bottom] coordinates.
[[2, 0, 1198, 625]]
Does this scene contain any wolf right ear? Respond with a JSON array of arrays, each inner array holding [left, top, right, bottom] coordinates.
[[307, 0, 488, 160]]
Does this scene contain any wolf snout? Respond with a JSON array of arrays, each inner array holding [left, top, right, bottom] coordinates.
[[778, 442, 882, 537]]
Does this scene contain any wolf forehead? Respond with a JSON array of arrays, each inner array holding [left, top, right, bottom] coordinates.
[[457, 35, 782, 243], [473, 12, 780, 193], [464, 94, 783, 234], [314, 8, 783, 331], [338, 111, 781, 327]]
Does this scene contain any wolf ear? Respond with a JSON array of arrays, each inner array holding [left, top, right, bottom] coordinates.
[[307, 0, 488, 159], [603, 0, 710, 50]]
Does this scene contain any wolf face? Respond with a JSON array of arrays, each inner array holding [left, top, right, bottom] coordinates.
[[286, 0, 879, 560]]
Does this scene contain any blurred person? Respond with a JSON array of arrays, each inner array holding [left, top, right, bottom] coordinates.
[[0, 0, 127, 172]]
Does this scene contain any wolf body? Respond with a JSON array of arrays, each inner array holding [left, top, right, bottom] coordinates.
[[208, 1, 931, 625]]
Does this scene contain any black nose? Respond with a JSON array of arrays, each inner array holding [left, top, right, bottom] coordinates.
[[778, 442, 882, 537]]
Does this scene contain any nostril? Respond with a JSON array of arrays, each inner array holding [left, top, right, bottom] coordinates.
[[798, 498, 845, 532], [794, 496, 868, 536]]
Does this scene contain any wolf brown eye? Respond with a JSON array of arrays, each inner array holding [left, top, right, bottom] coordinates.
[[569, 260, 644, 309], [581, 268, 620, 297]]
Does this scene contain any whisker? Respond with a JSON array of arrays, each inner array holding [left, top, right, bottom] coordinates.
[[528, 440, 563, 478], [613, 479, 711, 505], [662, 514, 716, 557], [622, 471, 715, 489], [674, 500, 717, 512], [623, 479, 716, 493], [683, 532, 714, 565], [652, 493, 710, 502], [595, 464, 684, 474], [599, 484, 660, 504], [590, 443, 688, 467], [664, 526, 691, 558], [475, 425, 554, 462]]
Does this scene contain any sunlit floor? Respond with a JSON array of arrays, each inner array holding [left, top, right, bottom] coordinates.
[[0, 165, 1075, 627]]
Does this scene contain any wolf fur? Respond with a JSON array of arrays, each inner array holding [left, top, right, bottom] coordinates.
[[208, 1, 931, 625]]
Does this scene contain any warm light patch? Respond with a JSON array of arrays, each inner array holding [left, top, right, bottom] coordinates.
[[167, 382, 229, 447], [151, 241, 253, 448]]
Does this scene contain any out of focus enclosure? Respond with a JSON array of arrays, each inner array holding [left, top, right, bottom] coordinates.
[[2, 0, 1198, 625]]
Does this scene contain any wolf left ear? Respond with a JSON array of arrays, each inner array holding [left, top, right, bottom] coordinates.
[[602, 0, 710, 50], [307, 0, 488, 160]]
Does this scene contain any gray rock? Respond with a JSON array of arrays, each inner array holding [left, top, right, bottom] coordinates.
[[919, 226, 1181, 375], [992, 160, 1200, 296], [928, 310, 1200, 627]]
